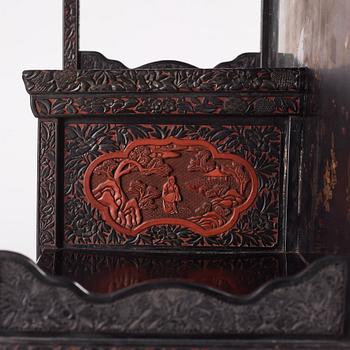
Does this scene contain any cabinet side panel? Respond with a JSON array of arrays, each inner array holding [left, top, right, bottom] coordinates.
[[270, 0, 350, 253]]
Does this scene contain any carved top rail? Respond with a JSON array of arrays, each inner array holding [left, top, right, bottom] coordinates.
[[23, 68, 307, 95], [22, 67, 309, 119]]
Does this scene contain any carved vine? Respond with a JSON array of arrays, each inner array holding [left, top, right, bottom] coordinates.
[[23, 68, 306, 94], [33, 95, 300, 117], [38, 121, 56, 248]]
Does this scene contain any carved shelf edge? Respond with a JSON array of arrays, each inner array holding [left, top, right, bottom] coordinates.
[[22, 67, 309, 118], [28, 95, 302, 118], [22, 68, 308, 95], [0, 251, 347, 337]]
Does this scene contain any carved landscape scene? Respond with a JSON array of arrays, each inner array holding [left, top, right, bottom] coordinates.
[[64, 123, 282, 249], [84, 138, 258, 236]]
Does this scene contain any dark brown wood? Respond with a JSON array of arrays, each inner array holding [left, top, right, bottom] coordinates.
[[266, 0, 350, 254], [261, 0, 279, 67]]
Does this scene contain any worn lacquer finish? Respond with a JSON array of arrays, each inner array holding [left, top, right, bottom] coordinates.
[[270, 0, 350, 253]]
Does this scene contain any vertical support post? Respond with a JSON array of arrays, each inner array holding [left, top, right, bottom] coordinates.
[[63, 0, 79, 70], [260, 0, 279, 67], [37, 119, 57, 258]]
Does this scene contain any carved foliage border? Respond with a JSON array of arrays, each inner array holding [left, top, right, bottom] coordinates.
[[23, 68, 306, 94], [33, 95, 301, 117], [38, 121, 56, 248], [64, 123, 282, 249], [0, 257, 346, 336]]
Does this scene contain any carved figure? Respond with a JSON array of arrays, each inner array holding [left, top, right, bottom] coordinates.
[[162, 176, 182, 214]]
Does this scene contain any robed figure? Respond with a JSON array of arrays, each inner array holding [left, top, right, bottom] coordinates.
[[162, 176, 181, 214]]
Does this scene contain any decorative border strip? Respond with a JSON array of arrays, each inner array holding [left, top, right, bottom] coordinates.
[[0, 251, 346, 336], [23, 68, 307, 94], [38, 121, 57, 249], [32, 95, 301, 117]]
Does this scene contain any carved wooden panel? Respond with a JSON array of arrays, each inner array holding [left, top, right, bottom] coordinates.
[[64, 123, 284, 250]]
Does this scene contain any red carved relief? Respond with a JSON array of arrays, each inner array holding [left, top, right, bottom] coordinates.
[[83, 138, 258, 237]]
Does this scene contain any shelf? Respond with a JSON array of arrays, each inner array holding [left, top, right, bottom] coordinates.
[[38, 250, 307, 296]]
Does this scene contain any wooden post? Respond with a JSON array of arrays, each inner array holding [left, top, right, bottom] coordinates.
[[260, 0, 279, 67]]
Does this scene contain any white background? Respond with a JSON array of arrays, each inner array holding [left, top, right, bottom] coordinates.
[[0, 0, 261, 261]]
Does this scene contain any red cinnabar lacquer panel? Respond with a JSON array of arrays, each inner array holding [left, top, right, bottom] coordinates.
[[83, 138, 258, 237], [64, 123, 283, 249]]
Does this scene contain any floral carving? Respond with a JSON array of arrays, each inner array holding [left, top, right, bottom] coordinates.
[[32, 95, 301, 117], [64, 124, 282, 249], [38, 121, 56, 248], [23, 68, 306, 94], [0, 254, 346, 336]]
